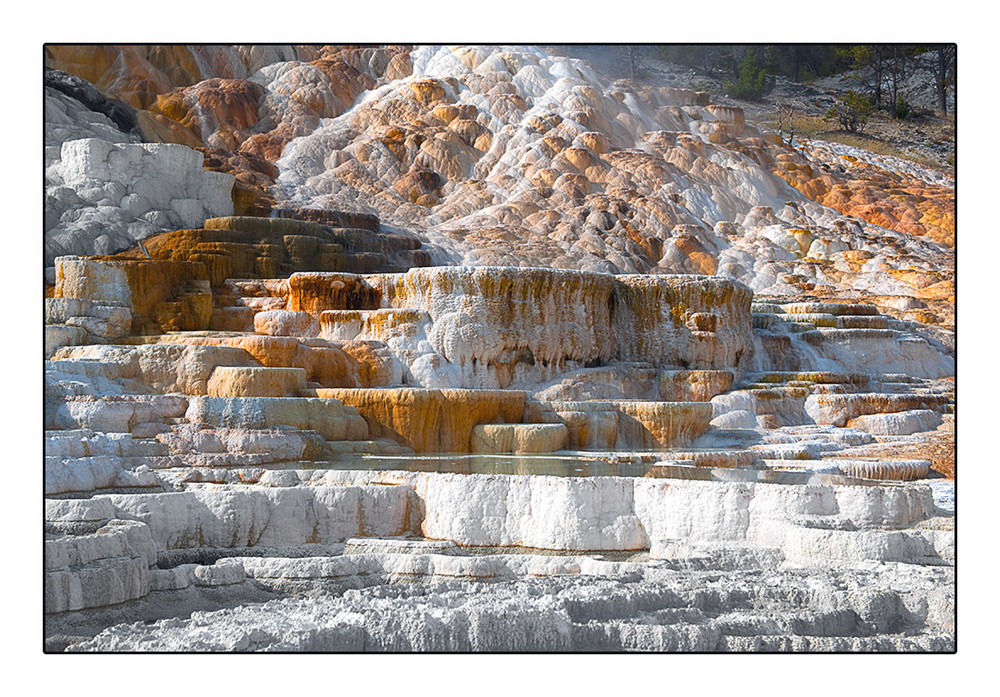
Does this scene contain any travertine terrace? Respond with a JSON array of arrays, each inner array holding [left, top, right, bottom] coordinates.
[[43, 44, 955, 653]]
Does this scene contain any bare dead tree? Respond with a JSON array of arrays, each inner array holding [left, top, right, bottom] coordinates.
[[626, 45, 638, 80], [614, 45, 645, 80], [916, 44, 956, 116], [777, 103, 796, 146], [885, 45, 917, 118], [776, 100, 810, 147], [848, 45, 887, 112]]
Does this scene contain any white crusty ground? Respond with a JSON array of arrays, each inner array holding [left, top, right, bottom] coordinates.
[[66, 558, 954, 652]]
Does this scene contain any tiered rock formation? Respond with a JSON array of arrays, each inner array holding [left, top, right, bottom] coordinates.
[[45, 46, 954, 322], [42, 44, 955, 654], [44, 246, 955, 649], [48, 255, 755, 454]]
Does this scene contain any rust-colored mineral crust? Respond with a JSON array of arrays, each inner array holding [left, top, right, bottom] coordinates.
[[308, 387, 527, 452]]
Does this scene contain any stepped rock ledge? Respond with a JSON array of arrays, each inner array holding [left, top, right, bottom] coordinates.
[[43, 44, 955, 655]]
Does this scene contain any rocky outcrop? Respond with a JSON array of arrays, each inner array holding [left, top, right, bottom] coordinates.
[[533, 365, 734, 402], [290, 469, 944, 558], [45, 139, 235, 265], [56, 256, 215, 334], [156, 423, 326, 464], [254, 311, 320, 338], [143, 333, 399, 389], [44, 296, 132, 358], [51, 343, 258, 395], [125, 215, 429, 285], [45, 68, 142, 138], [206, 366, 307, 397], [44, 45, 413, 231], [106, 485, 420, 550], [770, 459, 932, 481], [46, 394, 189, 433], [45, 518, 157, 613], [614, 275, 753, 370], [847, 409, 943, 436]]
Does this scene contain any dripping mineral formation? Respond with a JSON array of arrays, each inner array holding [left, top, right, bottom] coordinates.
[[43, 44, 955, 653]]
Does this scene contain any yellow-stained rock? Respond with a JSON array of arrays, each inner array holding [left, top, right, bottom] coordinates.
[[55, 257, 133, 307], [470, 423, 568, 454], [306, 388, 527, 453], [60, 257, 213, 334], [206, 366, 307, 397], [52, 343, 258, 395], [659, 370, 735, 402], [209, 306, 255, 332], [286, 272, 382, 314], [337, 341, 400, 387], [552, 409, 619, 450], [615, 274, 754, 371], [527, 400, 714, 450], [141, 334, 387, 388], [319, 309, 430, 342], [616, 401, 714, 449]]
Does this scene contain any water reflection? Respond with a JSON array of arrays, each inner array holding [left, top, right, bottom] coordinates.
[[297, 454, 895, 486], [307, 453, 654, 478], [645, 463, 895, 487]]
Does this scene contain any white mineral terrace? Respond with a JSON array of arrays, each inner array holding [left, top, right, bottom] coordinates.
[[44, 256, 955, 653], [41, 43, 955, 654]]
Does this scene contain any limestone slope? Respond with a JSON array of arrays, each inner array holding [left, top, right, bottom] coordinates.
[[269, 45, 953, 313], [45, 44, 954, 329]]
